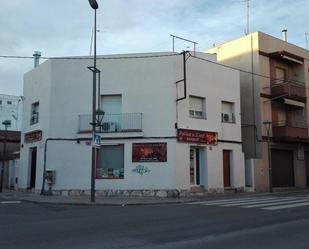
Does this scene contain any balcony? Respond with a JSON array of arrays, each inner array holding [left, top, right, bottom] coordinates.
[[272, 120, 308, 142], [271, 80, 306, 102], [78, 113, 142, 133]]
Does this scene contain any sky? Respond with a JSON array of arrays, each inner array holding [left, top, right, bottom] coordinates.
[[0, 0, 308, 96]]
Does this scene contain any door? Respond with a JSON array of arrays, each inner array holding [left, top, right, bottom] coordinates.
[[190, 148, 200, 185], [223, 150, 231, 187], [30, 147, 37, 189], [305, 152, 309, 186], [271, 149, 294, 187]]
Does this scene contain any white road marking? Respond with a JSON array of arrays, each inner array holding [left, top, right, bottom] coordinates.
[[187, 197, 261, 205], [242, 198, 305, 208], [262, 201, 309, 210], [201, 197, 278, 206], [1, 201, 21, 204], [221, 197, 295, 207]]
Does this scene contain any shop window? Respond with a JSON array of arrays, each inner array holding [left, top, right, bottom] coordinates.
[[189, 96, 206, 119], [221, 101, 235, 123], [97, 144, 124, 179], [30, 102, 39, 125]]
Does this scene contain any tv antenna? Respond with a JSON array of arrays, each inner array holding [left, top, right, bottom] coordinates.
[[170, 34, 198, 55]]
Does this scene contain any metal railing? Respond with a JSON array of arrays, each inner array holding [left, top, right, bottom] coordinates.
[[270, 79, 306, 100], [78, 113, 142, 133], [272, 119, 307, 129], [30, 112, 39, 125]]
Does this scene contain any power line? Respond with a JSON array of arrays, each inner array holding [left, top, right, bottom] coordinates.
[[0, 53, 181, 60], [0, 51, 308, 86], [188, 52, 306, 85]]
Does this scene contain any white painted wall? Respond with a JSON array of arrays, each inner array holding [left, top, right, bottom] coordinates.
[[19, 52, 245, 192]]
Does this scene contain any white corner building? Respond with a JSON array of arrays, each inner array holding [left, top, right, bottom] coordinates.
[[18, 52, 245, 197]]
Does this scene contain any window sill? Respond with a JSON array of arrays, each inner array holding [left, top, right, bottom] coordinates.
[[189, 116, 207, 120]]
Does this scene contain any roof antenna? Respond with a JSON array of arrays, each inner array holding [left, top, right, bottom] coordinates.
[[244, 0, 250, 35]]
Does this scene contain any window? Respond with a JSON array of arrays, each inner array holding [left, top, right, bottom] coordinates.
[[100, 95, 122, 132], [0, 100, 2, 105], [97, 145, 124, 179], [189, 96, 206, 119], [275, 67, 287, 83], [221, 101, 235, 123], [7, 101, 12, 105], [30, 102, 39, 125]]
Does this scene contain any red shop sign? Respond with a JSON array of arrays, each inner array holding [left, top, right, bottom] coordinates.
[[24, 130, 42, 143], [177, 129, 218, 145]]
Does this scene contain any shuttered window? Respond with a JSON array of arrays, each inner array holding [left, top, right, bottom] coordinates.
[[189, 96, 206, 119]]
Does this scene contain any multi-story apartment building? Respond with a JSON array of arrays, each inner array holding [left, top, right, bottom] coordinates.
[[207, 32, 309, 191], [18, 51, 245, 196]]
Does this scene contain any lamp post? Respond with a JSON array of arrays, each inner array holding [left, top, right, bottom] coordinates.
[[0, 120, 11, 193], [263, 120, 272, 193], [305, 32, 309, 51], [88, 0, 99, 203]]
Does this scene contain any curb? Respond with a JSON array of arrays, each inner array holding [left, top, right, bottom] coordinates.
[[2, 189, 309, 207]]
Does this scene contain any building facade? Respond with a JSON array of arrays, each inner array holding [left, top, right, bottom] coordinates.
[[208, 32, 309, 191], [0, 94, 22, 189], [0, 94, 23, 131], [18, 52, 245, 196]]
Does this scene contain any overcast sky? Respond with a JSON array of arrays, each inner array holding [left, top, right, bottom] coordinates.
[[0, 0, 308, 96]]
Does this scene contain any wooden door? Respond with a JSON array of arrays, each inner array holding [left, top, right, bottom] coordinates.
[[305, 152, 309, 186], [30, 147, 37, 188], [223, 150, 231, 187]]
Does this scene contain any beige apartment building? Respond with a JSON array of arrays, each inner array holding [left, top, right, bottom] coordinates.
[[207, 31, 309, 191]]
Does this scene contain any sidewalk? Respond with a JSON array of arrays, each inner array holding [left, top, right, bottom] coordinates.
[[1, 189, 309, 206]]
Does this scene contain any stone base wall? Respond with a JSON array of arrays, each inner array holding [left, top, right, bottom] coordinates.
[[16, 187, 245, 198]]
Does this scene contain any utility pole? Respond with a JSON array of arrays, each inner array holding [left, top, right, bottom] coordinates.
[[88, 0, 99, 203], [0, 120, 11, 193]]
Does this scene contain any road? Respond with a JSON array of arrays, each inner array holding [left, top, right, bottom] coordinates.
[[1, 194, 309, 249]]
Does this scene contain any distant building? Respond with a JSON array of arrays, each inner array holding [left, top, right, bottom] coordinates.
[[207, 31, 309, 191], [0, 94, 23, 190], [0, 94, 23, 131], [18, 52, 245, 196]]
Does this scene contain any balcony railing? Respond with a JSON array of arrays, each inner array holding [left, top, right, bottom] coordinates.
[[272, 119, 308, 142], [78, 113, 142, 133], [271, 79, 306, 102]]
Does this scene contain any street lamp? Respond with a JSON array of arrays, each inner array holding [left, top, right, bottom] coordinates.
[[305, 32, 309, 51], [0, 120, 11, 193], [263, 120, 272, 193], [88, 0, 99, 203]]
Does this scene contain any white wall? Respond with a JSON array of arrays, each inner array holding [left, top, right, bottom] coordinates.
[[19, 52, 245, 191], [19, 60, 52, 189]]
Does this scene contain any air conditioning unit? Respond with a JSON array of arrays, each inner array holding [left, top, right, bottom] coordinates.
[[222, 113, 234, 123], [102, 122, 110, 131], [109, 122, 116, 132], [101, 122, 116, 132]]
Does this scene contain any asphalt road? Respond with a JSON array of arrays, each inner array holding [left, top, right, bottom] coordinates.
[[1, 195, 309, 249]]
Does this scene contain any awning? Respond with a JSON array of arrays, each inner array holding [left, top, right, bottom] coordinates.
[[284, 98, 306, 108]]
